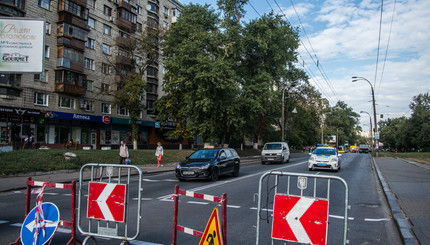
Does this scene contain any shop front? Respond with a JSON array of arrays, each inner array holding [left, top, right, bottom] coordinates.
[[0, 106, 44, 147]]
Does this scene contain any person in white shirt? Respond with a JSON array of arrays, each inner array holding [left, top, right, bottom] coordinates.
[[119, 140, 129, 164], [155, 142, 164, 167]]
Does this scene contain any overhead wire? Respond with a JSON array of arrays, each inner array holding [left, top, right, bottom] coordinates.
[[376, 0, 397, 100], [271, 0, 342, 103]]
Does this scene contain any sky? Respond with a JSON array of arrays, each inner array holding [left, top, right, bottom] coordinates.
[[177, 0, 430, 134]]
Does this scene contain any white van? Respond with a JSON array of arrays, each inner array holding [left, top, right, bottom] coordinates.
[[261, 142, 290, 164]]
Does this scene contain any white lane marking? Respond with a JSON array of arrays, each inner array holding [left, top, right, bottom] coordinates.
[[14, 191, 22, 194], [142, 179, 160, 182], [130, 240, 163, 245], [10, 223, 23, 227], [364, 218, 390, 221], [132, 198, 153, 201], [329, 215, 354, 220], [227, 205, 241, 209], [0, 220, 9, 224], [157, 161, 307, 200], [187, 201, 209, 205], [250, 207, 273, 212]]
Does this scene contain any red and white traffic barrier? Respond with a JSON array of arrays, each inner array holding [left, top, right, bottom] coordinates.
[[171, 185, 227, 245], [10, 177, 81, 245]]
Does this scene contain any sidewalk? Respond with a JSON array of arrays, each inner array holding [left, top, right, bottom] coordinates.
[[374, 157, 430, 245], [0, 162, 178, 193]]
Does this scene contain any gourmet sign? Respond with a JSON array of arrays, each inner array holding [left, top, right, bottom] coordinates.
[[0, 18, 45, 73]]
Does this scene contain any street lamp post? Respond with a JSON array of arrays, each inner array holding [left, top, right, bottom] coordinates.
[[352, 76, 379, 156], [360, 111, 373, 152]]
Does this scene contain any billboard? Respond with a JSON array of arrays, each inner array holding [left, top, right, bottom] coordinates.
[[0, 18, 45, 73]]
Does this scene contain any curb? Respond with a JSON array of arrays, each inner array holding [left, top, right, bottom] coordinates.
[[372, 157, 419, 245]]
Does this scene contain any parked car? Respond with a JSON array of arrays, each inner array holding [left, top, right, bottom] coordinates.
[[308, 147, 342, 172], [176, 148, 240, 181], [261, 142, 290, 165]]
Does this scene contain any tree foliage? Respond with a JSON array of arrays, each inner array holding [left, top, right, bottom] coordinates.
[[379, 92, 430, 151]]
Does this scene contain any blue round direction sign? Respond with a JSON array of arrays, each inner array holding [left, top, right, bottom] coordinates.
[[20, 202, 60, 245]]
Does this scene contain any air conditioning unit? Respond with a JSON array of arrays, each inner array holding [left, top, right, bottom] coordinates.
[[110, 16, 115, 22]]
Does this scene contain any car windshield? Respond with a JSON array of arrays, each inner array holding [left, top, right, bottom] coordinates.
[[314, 148, 336, 155], [189, 149, 219, 160], [264, 144, 282, 150]]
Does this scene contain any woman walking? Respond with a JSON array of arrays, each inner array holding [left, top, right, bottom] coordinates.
[[119, 140, 129, 164], [155, 142, 164, 167]]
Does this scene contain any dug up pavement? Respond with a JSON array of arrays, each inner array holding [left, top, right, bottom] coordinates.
[[0, 155, 429, 245]]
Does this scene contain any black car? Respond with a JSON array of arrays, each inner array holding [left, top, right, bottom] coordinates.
[[176, 148, 240, 181]]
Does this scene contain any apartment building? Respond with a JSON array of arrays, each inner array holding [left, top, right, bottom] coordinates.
[[0, 0, 183, 149]]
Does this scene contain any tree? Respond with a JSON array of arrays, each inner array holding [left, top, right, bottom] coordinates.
[[113, 24, 164, 149], [325, 101, 360, 146], [157, 4, 241, 143], [238, 13, 301, 142], [409, 92, 430, 149]]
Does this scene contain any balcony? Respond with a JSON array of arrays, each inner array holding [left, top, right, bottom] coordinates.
[[57, 37, 85, 50], [115, 56, 133, 66], [55, 83, 85, 96], [116, 36, 130, 48], [117, 0, 132, 11], [58, 11, 87, 30], [115, 18, 136, 33], [57, 58, 84, 72]]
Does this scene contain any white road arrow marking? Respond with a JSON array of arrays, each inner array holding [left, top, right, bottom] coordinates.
[[96, 184, 115, 221], [25, 220, 58, 232], [285, 197, 313, 244]]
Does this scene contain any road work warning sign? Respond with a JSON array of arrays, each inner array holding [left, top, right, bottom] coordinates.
[[199, 208, 223, 245]]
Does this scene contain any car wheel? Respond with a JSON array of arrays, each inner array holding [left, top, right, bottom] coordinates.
[[210, 168, 219, 181], [178, 178, 186, 182], [286, 155, 290, 163], [232, 164, 240, 177], [261, 161, 265, 165]]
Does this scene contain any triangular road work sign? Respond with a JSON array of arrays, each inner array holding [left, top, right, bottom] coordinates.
[[199, 208, 223, 245]]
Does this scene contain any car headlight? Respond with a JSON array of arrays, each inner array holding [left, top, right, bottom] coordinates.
[[330, 157, 338, 162], [200, 164, 210, 169], [309, 155, 316, 162], [176, 164, 181, 169]]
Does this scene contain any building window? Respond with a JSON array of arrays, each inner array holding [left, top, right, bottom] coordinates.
[[81, 100, 93, 111], [117, 106, 129, 116], [103, 5, 112, 16], [45, 46, 50, 58], [45, 22, 51, 34], [86, 17, 95, 29], [136, 22, 142, 32], [163, 6, 169, 16], [86, 80, 93, 91], [101, 63, 111, 74], [85, 38, 95, 49], [34, 92, 48, 106], [119, 8, 137, 23], [102, 103, 111, 114], [87, 0, 96, 8], [102, 43, 110, 55], [58, 96, 74, 109], [101, 83, 110, 93], [136, 5, 142, 15], [0, 74, 21, 87], [34, 70, 48, 82], [163, 21, 168, 28], [84, 58, 95, 70], [38, 0, 50, 10], [103, 24, 111, 35]]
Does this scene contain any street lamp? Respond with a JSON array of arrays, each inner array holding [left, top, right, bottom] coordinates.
[[352, 76, 379, 156], [360, 111, 373, 152]]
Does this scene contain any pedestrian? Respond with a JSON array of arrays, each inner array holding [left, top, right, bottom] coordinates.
[[119, 140, 129, 164], [28, 133, 34, 149], [155, 142, 164, 167]]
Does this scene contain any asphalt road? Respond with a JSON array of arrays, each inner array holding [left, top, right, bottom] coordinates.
[[0, 153, 402, 244]]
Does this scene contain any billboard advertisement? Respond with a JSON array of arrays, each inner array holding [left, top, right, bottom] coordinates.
[[0, 18, 45, 73]]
